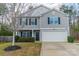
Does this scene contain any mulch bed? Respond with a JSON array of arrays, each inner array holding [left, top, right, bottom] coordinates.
[[4, 45, 21, 51]]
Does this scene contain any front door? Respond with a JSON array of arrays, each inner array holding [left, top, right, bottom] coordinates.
[[36, 31, 39, 41]]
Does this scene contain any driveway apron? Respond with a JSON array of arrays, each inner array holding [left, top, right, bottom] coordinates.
[[41, 43, 79, 56]]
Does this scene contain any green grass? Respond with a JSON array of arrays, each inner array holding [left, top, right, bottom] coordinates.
[[0, 42, 41, 56]]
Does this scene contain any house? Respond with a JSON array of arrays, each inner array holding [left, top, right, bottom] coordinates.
[[16, 5, 70, 42]]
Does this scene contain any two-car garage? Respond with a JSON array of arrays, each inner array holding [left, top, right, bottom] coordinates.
[[41, 29, 68, 42]]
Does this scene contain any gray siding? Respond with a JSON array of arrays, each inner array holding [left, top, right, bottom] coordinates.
[[40, 10, 68, 28], [16, 17, 40, 30], [16, 9, 69, 35], [39, 10, 69, 36]]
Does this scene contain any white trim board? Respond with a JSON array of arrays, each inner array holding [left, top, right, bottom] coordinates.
[[40, 28, 66, 30]]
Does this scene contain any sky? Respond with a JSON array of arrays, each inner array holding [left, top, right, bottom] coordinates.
[[0, 3, 63, 24], [1, 3, 79, 24], [29, 3, 63, 10], [43, 3, 63, 9]]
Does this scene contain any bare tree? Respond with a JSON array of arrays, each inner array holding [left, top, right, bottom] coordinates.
[[60, 4, 77, 36], [4, 3, 29, 46], [0, 3, 7, 24]]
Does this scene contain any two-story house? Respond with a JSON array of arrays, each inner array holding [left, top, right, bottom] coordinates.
[[16, 5, 70, 42]]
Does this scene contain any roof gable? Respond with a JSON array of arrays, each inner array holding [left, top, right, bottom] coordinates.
[[19, 5, 67, 17], [41, 9, 68, 17], [20, 5, 51, 17]]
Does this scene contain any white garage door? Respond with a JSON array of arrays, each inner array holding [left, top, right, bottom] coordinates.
[[42, 31, 67, 42]]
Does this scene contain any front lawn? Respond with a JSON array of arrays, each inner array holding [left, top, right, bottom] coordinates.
[[0, 42, 41, 56]]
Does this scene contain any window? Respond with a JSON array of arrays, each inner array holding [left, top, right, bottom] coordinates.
[[35, 18, 37, 25], [19, 18, 22, 25], [29, 18, 37, 25], [31, 18, 36, 25], [21, 31, 27, 37], [48, 16, 60, 25], [27, 31, 32, 37], [20, 18, 37, 25], [22, 18, 26, 26], [20, 31, 32, 37]]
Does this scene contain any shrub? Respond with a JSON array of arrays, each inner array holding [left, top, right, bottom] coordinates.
[[15, 36, 35, 42], [0, 25, 13, 36], [15, 36, 19, 42], [25, 37, 35, 42], [67, 36, 75, 43], [0, 30, 13, 36]]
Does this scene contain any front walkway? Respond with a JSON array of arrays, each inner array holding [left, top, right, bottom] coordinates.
[[41, 42, 79, 56]]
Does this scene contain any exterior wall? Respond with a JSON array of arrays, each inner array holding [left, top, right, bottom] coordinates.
[[16, 17, 40, 30], [16, 9, 69, 41], [40, 10, 68, 28], [16, 10, 69, 32], [40, 10, 69, 36]]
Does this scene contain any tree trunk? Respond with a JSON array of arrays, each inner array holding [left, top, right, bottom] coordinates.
[[2, 15, 4, 24], [69, 16, 72, 35], [12, 31, 15, 46]]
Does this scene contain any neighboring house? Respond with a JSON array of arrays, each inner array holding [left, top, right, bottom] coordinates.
[[16, 5, 70, 42]]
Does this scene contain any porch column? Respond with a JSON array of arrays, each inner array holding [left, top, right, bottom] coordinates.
[[16, 32, 17, 36], [32, 30, 34, 37]]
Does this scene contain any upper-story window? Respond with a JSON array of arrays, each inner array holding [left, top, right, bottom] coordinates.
[[29, 18, 37, 25], [20, 17, 37, 26], [19, 18, 28, 25], [48, 16, 60, 25], [19, 18, 22, 25]]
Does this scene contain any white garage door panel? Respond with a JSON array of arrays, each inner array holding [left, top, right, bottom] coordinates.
[[42, 32, 67, 42]]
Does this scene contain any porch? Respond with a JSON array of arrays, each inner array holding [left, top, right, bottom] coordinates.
[[16, 30, 40, 41]]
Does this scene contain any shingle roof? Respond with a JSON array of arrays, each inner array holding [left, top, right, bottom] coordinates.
[[18, 5, 67, 17], [19, 5, 51, 17]]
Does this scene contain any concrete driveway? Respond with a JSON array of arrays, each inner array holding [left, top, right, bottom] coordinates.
[[41, 43, 79, 56]]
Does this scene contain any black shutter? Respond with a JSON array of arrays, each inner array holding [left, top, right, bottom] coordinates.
[[20, 18, 22, 25], [29, 18, 31, 25], [26, 18, 28, 25], [21, 32, 22, 37], [30, 31, 32, 37], [58, 17, 60, 24], [35, 18, 37, 25], [48, 17, 50, 24]]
